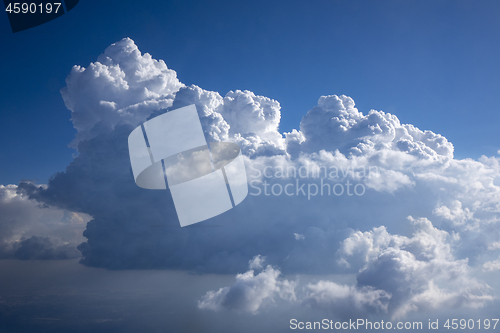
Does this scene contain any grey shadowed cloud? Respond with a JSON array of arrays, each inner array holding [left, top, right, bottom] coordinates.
[[11, 236, 81, 260], [0, 185, 88, 260]]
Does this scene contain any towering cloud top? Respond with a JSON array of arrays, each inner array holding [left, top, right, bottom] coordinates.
[[286, 94, 454, 160], [61, 38, 184, 146]]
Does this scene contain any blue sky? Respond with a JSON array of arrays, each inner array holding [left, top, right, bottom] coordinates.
[[1, 0, 499, 185]]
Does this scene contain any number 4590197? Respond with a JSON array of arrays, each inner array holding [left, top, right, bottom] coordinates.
[[5, 3, 62, 14], [444, 319, 499, 330]]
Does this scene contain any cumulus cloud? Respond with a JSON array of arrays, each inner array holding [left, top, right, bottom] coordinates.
[[303, 281, 390, 318], [0, 185, 89, 259], [61, 37, 184, 146], [337, 217, 493, 319], [285, 94, 453, 160], [198, 256, 296, 313], [8, 38, 500, 319], [11, 236, 81, 260], [434, 200, 474, 226], [200, 218, 493, 318], [198, 261, 390, 316]]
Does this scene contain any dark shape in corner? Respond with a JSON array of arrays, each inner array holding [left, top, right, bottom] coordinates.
[[65, 0, 78, 11]]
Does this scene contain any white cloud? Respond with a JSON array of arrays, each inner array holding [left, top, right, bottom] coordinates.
[[200, 217, 494, 317], [198, 259, 296, 313], [338, 217, 494, 319], [434, 200, 474, 226], [483, 257, 500, 272], [303, 281, 390, 316], [249, 255, 266, 270], [221, 90, 282, 143], [61, 38, 184, 146], [285, 94, 453, 160]]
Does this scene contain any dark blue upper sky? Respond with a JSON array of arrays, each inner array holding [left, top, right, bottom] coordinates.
[[1, 0, 499, 185]]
